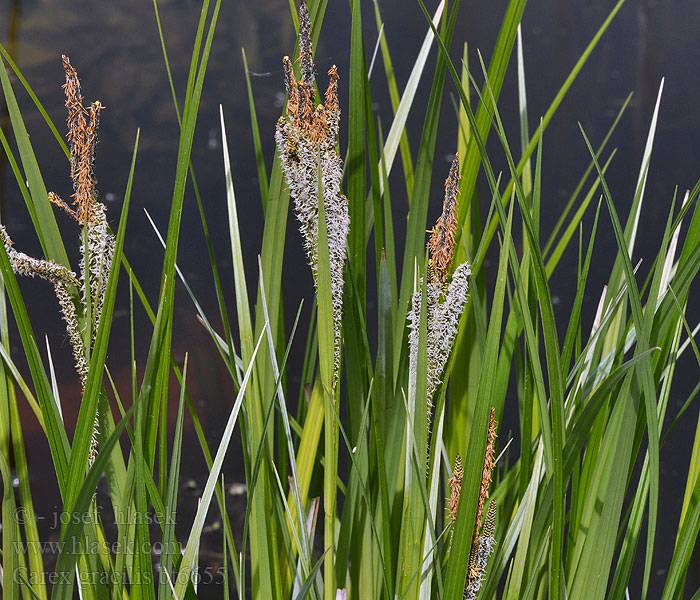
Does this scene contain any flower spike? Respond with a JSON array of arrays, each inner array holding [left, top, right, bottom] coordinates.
[[275, 0, 349, 381], [2, 56, 115, 467], [408, 154, 471, 412], [447, 410, 499, 599]]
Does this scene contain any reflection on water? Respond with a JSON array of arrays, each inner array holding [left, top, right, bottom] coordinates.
[[1, 0, 699, 596], [0, 0, 21, 217]]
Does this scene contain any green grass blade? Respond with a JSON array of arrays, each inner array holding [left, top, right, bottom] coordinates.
[[248, 118, 288, 600], [258, 260, 313, 574], [174, 330, 265, 600], [50, 393, 145, 600], [63, 130, 137, 512], [373, 1, 414, 197], [347, 0, 367, 303], [0, 449, 20, 600], [611, 305, 683, 597], [377, 0, 444, 198], [457, 43, 470, 170], [628, 81, 664, 258], [0, 56, 69, 267], [5, 382, 47, 600], [579, 124, 661, 599], [444, 202, 513, 599], [662, 418, 700, 598], [221, 107, 255, 364], [602, 81, 664, 355], [516, 25, 531, 193], [0, 43, 70, 158], [393, 0, 460, 383], [157, 354, 188, 600], [561, 202, 602, 371], [316, 161, 338, 598], [241, 48, 269, 211]]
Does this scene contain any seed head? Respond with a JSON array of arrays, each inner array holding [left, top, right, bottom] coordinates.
[[6, 57, 116, 468], [62, 55, 104, 225], [466, 408, 498, 593], [298, 0, 314, 85], [448, 453, 463, 525], [428, 153, 460, 285], [275, 1, 348, 380]]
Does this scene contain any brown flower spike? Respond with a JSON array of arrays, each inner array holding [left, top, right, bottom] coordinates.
[[446, 409, 499, 599], [448, 453, 464, 524], [408, 154, 471, 414], [62, 54, 104, 225], [275, 0, 349, 380], [473, 408, 498, 544], [428, 154, 460, 285], [465, 407, 498, 598], [1, 56, 115, 467]]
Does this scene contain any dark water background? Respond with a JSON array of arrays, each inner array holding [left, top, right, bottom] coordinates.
[[1, 0, 699, 596]]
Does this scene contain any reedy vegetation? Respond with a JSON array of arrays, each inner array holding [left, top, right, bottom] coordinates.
[[275, 0, 349, 380], [0, 1, 699, 600], [1, 56, 114, 465]]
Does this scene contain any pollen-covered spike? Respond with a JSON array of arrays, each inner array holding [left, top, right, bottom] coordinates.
[[74, 100, 103, 224], [326, 65, 339, 106], [298, 0, 314, 85], [0, 224, 85, 380], [283, 55, 296, 94], [309, 104, 328, 145], [475, 407, 498, 534], [445, 151, 461, 203], [408, 156, 471, 418], [275, 1, 349, 386]]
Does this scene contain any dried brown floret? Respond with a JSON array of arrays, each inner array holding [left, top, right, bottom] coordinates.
[[48, 191, 78, 221], [448, 453, 464, 525], [428, 153, 460, 285], [467, 407, 498, 591], [62, 55, 104, 225]]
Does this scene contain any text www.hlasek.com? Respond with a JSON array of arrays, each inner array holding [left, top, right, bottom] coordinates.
[[13, 539, 186, 555]]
